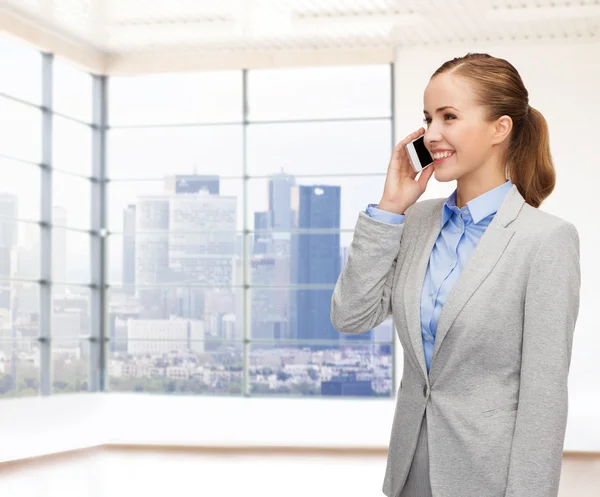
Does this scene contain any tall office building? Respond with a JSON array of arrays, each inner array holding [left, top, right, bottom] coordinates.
[[135, 195, 170, 318], [248, 172, 296, 344], [0, 194, 18, 310], [292, 185, 343, 346], [249, 254, 289, 345], [253, 211, 271, 255], [52, 206, 67, 287], [168, 193, 237, 321], [122, 204, 136, 293], [268, 172, 295, 230]]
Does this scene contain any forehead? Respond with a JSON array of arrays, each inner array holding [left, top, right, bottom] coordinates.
[[423, 73, 476, 111]]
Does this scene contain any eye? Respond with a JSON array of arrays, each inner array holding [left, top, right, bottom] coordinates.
[[423, 117, 431, 126], [444, 113, 456, 121]]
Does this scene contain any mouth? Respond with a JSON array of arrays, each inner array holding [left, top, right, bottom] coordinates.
[[432, 151, 455, 165]]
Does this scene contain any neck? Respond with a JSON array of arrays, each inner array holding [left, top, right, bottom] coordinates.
[[455, 162, 507, 209]]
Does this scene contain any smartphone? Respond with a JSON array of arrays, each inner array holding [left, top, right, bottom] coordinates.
[[405, 135, 433, 173]]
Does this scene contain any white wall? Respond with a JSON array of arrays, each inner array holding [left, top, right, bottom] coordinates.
[[0, 394, 105, 462], [394, 41, 600, 449], [0, 41, 598, 465]]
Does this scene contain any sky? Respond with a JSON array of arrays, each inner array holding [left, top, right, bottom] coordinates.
[[1, 33, 398, 285]]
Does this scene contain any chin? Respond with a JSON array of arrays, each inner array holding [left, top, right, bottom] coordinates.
[[433, 167, 458, 183]]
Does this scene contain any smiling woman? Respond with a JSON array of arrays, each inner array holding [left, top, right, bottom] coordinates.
[[332, 52, 580, 497]]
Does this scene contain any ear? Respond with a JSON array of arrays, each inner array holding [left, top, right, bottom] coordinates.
[[491, 115, 512, 145]]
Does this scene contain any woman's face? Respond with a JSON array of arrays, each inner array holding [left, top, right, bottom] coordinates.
[[423, 73, 503, 184]]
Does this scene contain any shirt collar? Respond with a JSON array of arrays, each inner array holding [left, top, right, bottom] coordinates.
[[442, 180, 513, 226]]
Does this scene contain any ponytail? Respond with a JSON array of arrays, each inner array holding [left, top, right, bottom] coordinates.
[[506, 105, 555, 208]]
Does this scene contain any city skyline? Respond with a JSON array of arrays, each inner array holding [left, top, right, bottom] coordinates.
[[0, 171, 394, 398], [0, 37, 396, 397]]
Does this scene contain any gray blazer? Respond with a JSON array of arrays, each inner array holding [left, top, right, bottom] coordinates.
[[331, 185, 581, 497]]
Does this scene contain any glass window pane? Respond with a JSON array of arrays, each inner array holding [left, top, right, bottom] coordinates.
[[108, 287, 242, 338], [0, 34, 42, 105], [11, 282, 40, 332], [247, 176, 385, 231], [0, 339, 40, 398], [0, 221, 40, 283], [248, 65, 391, 121], [53, 172, 91, 230], [108, 340, 243, 395], [0, 159, 40, 221], [0, 97, 42, 162], [52, 340, 89, 394], [60, 230, 91, 284], [249, 343, 392, 397], [108, 178, 244, 232], [52, 285, 91, 338], [109, 72, 243, 126], [108, 125, 243, 179], [247, 119, 391, 176], [107, 228, 242, 289], [53, 58, 93, 123], [53, 116, 93, 176], [12, 223, 41, 281]]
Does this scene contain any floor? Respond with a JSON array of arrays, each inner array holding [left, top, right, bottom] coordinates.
[[0, 448, 598, 497]]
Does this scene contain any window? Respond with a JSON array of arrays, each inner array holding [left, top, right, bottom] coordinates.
[[0, 40, 94, 398], [106, 65, 394, 398], [0, 37, 394, 399], [109, 71, 243, 126], [53, 58, 93, 123]]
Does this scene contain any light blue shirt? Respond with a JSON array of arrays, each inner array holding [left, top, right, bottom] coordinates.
[[365, 180, 514, 372]]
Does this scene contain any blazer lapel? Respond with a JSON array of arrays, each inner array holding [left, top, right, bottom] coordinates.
[[428, 185, 525, 384], [403, 199, 445, 383]]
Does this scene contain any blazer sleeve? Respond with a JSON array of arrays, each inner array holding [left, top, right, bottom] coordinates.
[[330, 209, 407, 334], [504, 222, 581, 497]]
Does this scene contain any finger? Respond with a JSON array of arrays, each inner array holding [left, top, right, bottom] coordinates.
[[391, 127, 426, 160], [396, 127, 425, 149], [417, 164, 434, 189]]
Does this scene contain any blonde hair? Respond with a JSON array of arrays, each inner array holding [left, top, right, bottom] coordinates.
[[431, 53, 555, 208]]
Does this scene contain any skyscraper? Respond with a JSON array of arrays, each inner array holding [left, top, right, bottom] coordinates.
[[122, 204, 136, 293], [135, 195, 170, 318], [253, 211, 271, 255], [0, 194, 18, 310], [52, 206, 67, 286], [168, 193, 237, 321], [292, 185, 342, 346], [268, 172, 295, 230]]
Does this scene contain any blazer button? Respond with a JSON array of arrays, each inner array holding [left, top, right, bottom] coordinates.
[[423, 385, 428, 397]]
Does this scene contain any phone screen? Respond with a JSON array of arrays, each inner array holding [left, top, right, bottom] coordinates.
[[414, 136, 433, 167]]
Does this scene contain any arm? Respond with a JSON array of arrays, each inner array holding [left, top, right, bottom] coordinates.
[[330, 204, 408, 334], [504, 222, 581, 497]]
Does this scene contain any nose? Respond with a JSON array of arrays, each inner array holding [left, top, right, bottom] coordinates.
[[424, 125, 441, 149]]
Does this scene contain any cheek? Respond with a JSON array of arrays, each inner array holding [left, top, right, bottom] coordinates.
[[452, 126, 487, 158]]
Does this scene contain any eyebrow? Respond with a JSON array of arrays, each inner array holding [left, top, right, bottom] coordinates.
[[423, 106, 460, 115]]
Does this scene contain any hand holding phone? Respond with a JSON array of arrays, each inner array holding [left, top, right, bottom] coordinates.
[[377, 128, 434, 215]]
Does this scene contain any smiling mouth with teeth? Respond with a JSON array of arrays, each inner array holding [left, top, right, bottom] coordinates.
[[433, 151, 455, 163]]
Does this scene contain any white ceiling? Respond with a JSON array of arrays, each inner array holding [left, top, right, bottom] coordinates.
[[1, 0, 599, 55]]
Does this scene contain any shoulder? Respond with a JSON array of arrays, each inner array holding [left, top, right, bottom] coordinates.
[[516, 204, 579, 239], [515, 204, 579, 254]]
